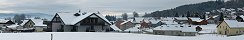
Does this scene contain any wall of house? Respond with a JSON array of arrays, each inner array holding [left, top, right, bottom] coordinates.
[[217, 21, 229, 35], [77, 25, 88, 32], [153, 30, 196, 36], [140, 22, 149, 28], [35, 26, 44, 32], [23, 21, 34, 28], [228, 28, 244, 35], [153, 30, 181, 36], [63, 25, 73, 32], [181, 32, 196, 36], [52, 23, 62, 32]]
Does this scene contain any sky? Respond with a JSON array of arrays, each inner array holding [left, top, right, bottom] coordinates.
[[0, 0, 215, 16]]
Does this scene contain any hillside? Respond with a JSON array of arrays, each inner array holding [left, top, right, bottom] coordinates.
[[0, 13, 53, 20], [144, 0, 244, 17]]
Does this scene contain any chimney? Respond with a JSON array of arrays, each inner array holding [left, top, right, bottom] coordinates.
[[74, 13, 80, 16], [82, 12, 87, 15]]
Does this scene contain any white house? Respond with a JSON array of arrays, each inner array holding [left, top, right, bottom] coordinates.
[[50, 12, 112, 32], [31, 19, 47, 32], [0, 19, 15, 27]]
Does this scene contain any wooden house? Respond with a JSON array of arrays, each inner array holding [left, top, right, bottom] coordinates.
[[50, 12, 112, 32]]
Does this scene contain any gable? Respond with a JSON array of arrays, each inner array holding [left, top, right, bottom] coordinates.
[[51, 13, 65, 24], [217, 21, 229, 29], [74, 13, 111, 25], [53, 12, 111, 25], [22, 20, 35, 26]]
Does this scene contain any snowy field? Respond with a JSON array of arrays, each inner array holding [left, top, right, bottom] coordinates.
[[0, 32, 244, 40]]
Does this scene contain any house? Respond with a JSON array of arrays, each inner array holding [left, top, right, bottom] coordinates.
[[124, 26, 141, 33], [50, 12, 112, 32], [132, 17, 144, 24], [3, 24, 20, 32], [217, 20, 244, 36], [237, 15, 244, 22], [31, 19, 47, 32], [160, 21, 178, 25], [188, 17, 208, 25], [149, 19, 161, 28], [174, 17, 188, 24], [153, 25, 197, 36], [207, 16, 216, 24], [19, 19, 35, 32], [115, 20, 134, 31], [140, 19, 151, 28], [0, 19, 15, 27]]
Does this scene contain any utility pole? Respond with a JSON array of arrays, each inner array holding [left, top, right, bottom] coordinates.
[[51, 34, 53, 40]]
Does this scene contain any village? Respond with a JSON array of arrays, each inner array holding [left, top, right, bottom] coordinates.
[[0, 7, 242, 37]]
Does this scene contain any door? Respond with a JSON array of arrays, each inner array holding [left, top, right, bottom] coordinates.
[[86, 26, 95, 32], [71, 26, 77, 32]]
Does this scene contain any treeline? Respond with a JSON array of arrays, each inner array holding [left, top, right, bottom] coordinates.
[[144, 0, 244, 17]]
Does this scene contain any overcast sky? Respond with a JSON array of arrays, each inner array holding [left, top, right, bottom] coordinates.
[[0, 0, 214, 16]]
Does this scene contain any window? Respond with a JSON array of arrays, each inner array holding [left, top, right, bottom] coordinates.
[[180, 26, 183, 27]]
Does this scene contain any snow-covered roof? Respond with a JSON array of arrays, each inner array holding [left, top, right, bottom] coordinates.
[[153, 25, 181, 31], [149, 20, 160, 24], [120, 21, 130, 25], [110, 25, 122, 31], [57, 12, 111, 25], [133, 17, 144, 23], [161, 21, 178, 25], [7, 24, 19, 29], [189, 17, 203, 22], [153, 25, 197, 32], [0, 19, 11, 23], [161, 17, 174, 21], [31, 19, 47, 26], [224, 20, 244, 28], [120, 19, 133, 25], [181, 27, 197, 32], [240, 15, 244, 20], [174, 17, 188, 20], [212, 15, 219, 18], [20, 20, 29, 26], [198, 29, 216, 33]]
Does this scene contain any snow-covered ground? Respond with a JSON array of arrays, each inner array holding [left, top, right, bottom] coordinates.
[[0, 32, 244, 40]]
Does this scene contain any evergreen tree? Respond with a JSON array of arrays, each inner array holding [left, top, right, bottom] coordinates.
[[186, 11, 191, 17], [182, 14, 185, 17], [219, 13, 224, 21], [133, 11, 139, 17], [13, 14, 26, 24], [122, 13, 128, 20], [201, 14, 206, 19], [175, 12, 179, 17]]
